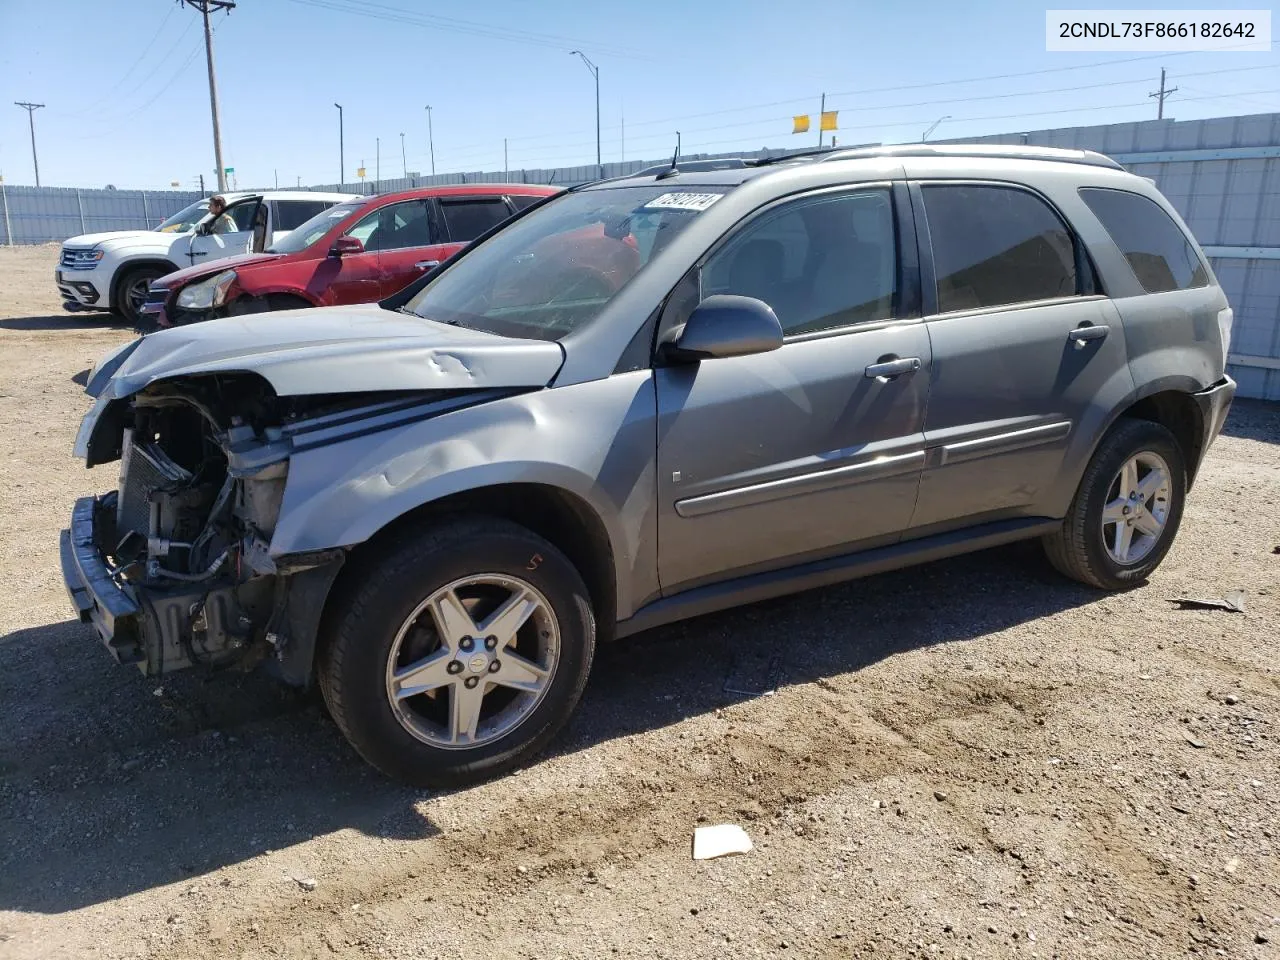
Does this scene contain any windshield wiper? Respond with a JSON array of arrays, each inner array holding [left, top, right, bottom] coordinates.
[[397, 306, 458, 325]]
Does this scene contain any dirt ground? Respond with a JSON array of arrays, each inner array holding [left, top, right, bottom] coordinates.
[[0, 242, 1277, 960]]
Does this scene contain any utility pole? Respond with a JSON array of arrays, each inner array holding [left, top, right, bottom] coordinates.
[[621, 104, 625, 163], [274, 169, 278, 189], [334, 103, 344, 188], [14, 102, 45, 186], [376, 137, 380, 192], [817, 93, 826, 148], [400, 132, 407, 177], [425, 105, 435, 176], [179, 1, 235, 192], [504, 138, 508, 183], [569, 51, 601, 176], [1149, 67, 1178, 120]]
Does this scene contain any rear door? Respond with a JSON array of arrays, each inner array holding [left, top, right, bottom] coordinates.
[[364, 198, 456, 297], [907, 181, 1129, 531], [654, 184, 931, 593]]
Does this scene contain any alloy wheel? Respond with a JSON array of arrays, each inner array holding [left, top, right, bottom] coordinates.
[[384, 574, 560, 749], [1101, 451, 1172, 565]]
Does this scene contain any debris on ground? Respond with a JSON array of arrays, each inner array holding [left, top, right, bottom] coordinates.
[[1184, 734, 1207, 749], [692, 824, 753, 860], [293, 877, 318, 892], [1168, 591, 1246, 613]]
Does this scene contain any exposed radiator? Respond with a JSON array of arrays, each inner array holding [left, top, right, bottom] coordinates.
[[116, 429, 193, 540]]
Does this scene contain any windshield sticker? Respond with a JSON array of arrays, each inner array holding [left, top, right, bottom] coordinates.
[[643, 192, 723, 212]]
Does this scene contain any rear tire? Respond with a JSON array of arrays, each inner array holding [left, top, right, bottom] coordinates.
[[318, 516, 596, 788], [1043, 418, 1187, 590]]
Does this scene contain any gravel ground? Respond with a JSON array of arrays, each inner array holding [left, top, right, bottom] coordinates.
[[1, 243, 1278, 960]]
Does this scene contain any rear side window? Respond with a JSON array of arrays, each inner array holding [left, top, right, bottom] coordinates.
[[1078, 187, 1208, 293], [275, 200, 331, 231], [441, 198, 512, 241], [922, 184, 1078, 312]]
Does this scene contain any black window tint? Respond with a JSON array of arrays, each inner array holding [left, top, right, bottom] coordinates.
[[922, 185, 1078, 312], [228, 201, 259, 231], [275, 200, 330, 231], [441, 198, 512, 241], [702, 189, 897, 336], [508, 194, 543, 211], [1079, 187, 1208, 293]]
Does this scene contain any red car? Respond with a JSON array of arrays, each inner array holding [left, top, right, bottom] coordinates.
[[142, 184, 560, 327]]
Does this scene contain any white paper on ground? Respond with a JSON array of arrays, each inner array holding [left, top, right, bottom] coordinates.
[[692, 823, 753, 860]]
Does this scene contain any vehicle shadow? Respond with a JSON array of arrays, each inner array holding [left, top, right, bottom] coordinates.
[[1218, 397, 1280, 444], [0, 541, 1099, 914], [0, 313, 134, 332]]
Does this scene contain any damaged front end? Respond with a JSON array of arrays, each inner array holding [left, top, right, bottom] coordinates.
[[61, 373, 383, 684]]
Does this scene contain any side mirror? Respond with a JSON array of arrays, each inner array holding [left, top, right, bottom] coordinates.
[[661, 295, 784, 363], [331, 235, 364, 257]]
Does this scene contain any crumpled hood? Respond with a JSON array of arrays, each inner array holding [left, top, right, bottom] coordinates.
[[64, 230, 168, 248], [156, 251, 285, 288], [91, 303, 565, 399]]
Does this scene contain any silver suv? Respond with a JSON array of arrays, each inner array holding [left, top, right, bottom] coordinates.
[[63, 144, 1236, 786]]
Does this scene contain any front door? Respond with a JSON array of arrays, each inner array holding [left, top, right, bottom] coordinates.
[[907, 182, 1131, 531], [369, 198, 460, 297], [187, 197, 260, 265], [654, 185, 931, 594]]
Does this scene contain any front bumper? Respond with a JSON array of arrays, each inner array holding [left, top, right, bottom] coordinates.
[[60, 495, 145, 665], [56, 268, 104, 307]]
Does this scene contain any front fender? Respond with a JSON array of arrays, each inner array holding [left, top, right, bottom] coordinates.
[[269, 373, 660, 619]]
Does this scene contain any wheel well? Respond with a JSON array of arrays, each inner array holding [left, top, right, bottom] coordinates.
[[1119, 391, 1206, 484], [111, 260, 178, 308], [334, 483, 618, 642]]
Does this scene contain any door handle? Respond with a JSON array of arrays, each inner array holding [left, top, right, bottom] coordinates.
[[1068, 323, 1109, 347], [864, 356, 921, 380], [414, 260, 440, 270], [191, 250, 209, 257]]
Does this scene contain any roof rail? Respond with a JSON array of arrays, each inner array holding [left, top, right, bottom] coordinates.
[[629, 157, 754, 177], [818, 143, 1124, 171]]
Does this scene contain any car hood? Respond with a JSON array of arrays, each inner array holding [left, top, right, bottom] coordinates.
[[64, 230, 174, 248], [157, 251, 286, 288], [89, 303, 565, 399]]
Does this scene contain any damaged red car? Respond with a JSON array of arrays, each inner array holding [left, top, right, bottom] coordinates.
[[141, 184, 561, 327]]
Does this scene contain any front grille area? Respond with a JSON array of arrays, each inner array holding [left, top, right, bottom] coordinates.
[[116, 430, 192, 539], [60, 247, 101, 270]]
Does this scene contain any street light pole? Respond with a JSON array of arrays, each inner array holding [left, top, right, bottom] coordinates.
[[569, 51, 600, 175], [334, 103, 344, 188], [425, 105, 435, 177], [14, 102, 44, 186], [922, 114, 951, 142], [400, 132, 407, 177]]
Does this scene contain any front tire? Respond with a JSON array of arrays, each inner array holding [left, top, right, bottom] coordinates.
[[112, 266, 166, 329], [318, 516, 596, 787], [1043, 418, 1187, 590]]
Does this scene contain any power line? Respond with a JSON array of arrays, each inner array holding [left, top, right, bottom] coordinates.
[[282, 0, 662, 61], [394, 62, 1280, 168]]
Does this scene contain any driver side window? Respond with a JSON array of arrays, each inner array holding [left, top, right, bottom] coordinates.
[[700, 189, 898, 336], [228, 201, 259, 232], [347, 200, 433, 251]]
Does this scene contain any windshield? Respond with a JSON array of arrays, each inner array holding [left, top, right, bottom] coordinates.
[[155, 200, 210, 233], [401, 185, 728, 340], [266, 200, 365, 254]]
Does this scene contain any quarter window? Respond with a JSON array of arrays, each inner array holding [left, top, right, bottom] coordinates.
[[440, 198, 513, 241], [1079, 187, 1208, 293], [922, 185, 1078, 312], [701, 189, 898, 336]]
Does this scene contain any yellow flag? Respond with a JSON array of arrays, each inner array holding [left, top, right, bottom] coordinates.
[[792, 114, 810, 134], [820, 110, 838, 131]]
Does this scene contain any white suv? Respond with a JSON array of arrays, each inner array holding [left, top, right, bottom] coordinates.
[[56, 190, 358, 325]]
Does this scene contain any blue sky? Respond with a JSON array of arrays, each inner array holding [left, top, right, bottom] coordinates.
[[1, 0, 1276, 189]]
